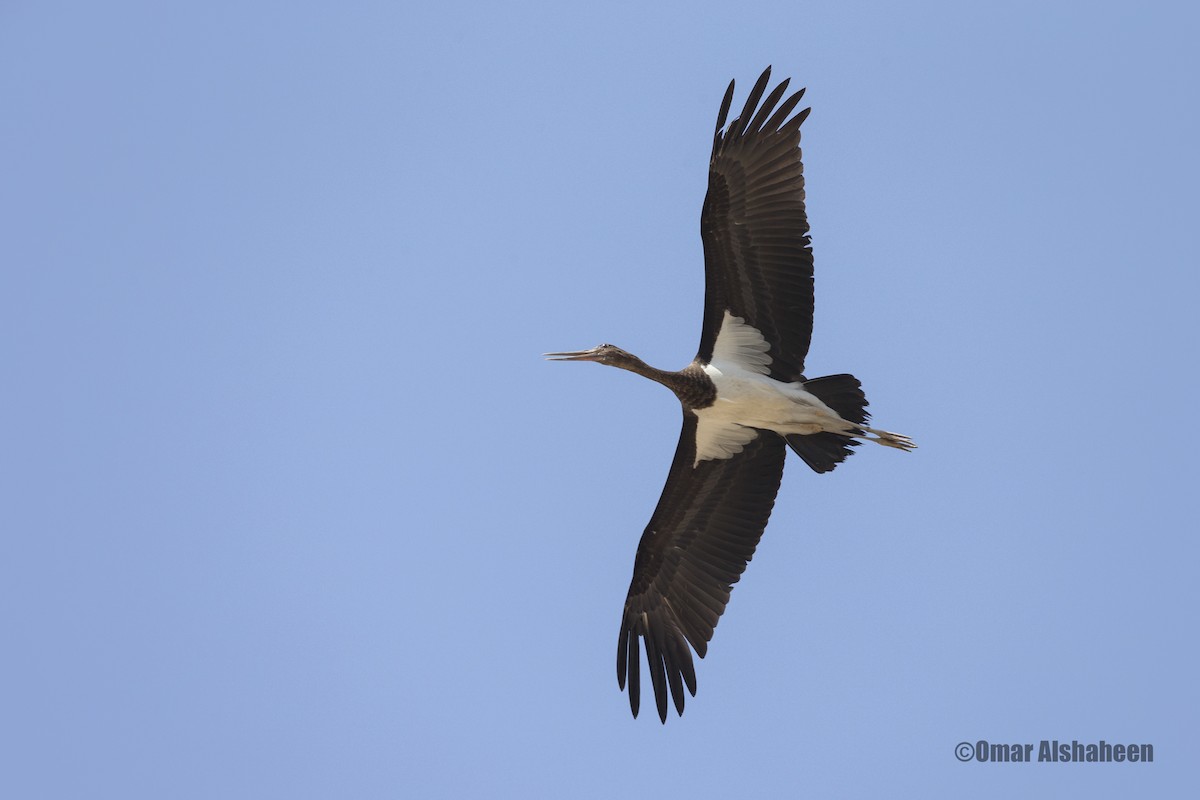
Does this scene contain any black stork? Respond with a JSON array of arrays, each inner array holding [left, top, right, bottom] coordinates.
[[547, 67, 915, 723]]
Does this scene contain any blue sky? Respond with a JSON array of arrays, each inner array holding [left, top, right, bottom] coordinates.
[[3, 1, 1197, 797]]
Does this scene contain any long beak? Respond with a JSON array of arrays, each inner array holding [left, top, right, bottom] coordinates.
[[544, 348, 601, 362]]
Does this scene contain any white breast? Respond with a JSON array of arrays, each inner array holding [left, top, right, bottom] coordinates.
[[692, 311, 843, 465]]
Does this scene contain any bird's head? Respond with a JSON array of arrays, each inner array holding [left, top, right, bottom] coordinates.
[[544, 343, 637, 368]]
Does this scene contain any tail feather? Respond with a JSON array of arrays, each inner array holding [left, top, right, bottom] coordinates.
[[786, 431, 859, 474], [786, 374, 870, 474]]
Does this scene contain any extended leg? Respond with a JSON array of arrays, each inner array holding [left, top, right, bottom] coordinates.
[[858, 426, 916, 451]]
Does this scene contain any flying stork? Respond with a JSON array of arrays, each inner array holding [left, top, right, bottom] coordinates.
[[547, 67, 915, 722]]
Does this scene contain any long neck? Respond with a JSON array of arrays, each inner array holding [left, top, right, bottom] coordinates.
[[613, 354, 716, 409]]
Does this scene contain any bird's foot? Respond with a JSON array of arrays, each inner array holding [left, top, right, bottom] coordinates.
[[861, 427, 917, 452]]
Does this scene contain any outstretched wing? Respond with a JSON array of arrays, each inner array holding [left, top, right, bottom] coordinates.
[[617, 414, 786, 721], [699, 67, 815, 382]]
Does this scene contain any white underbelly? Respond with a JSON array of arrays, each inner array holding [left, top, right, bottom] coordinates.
[[692, 365, 852, 464]]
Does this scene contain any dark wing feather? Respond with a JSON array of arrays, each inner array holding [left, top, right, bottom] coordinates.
[[617, 414, 786, 721], [699, 66, 814, 382]]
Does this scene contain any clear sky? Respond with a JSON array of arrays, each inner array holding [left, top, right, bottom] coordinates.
[[3, 1, 1197, 797]]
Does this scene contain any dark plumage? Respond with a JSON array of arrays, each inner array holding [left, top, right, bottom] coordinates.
[[547, 67, 913, 722], [699, 68, 814, 382]]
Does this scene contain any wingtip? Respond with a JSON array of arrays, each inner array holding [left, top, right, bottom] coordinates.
[[715, 78, 737, 138], [758, 66, 773, 93]]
